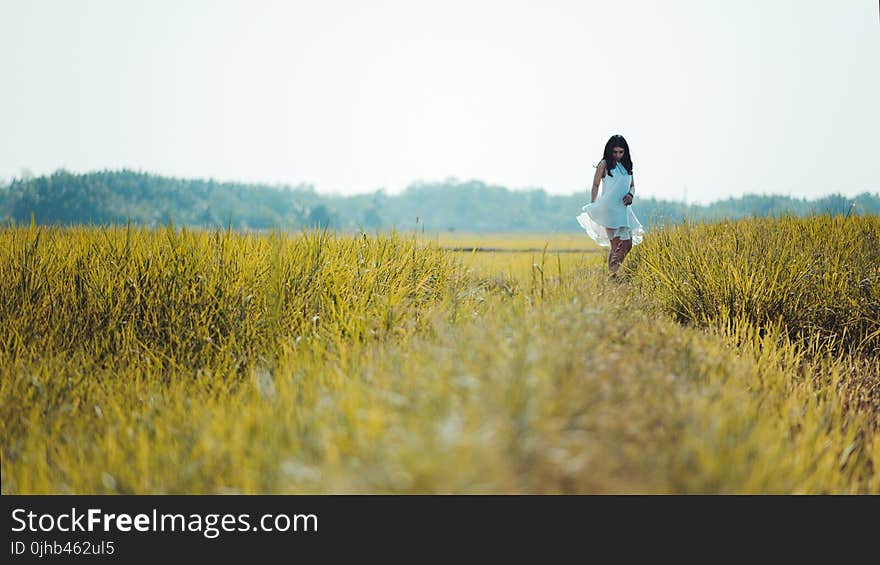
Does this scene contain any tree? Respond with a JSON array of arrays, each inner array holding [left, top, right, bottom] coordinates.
[[362, 206, 382, 229], [307, 204, 333, 228]]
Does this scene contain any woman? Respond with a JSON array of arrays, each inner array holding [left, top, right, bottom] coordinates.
[[575, 134, 645, 278]]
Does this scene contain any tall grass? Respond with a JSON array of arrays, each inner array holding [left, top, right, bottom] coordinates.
[[624, 214, 880, 434], [624, 214, 880, 359], [1, 218, 878, 493], [0, 222, 475, 476], [0, 221, 468, 368]]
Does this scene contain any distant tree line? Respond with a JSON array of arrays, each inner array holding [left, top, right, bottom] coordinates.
[[0, 169, 877, 232]]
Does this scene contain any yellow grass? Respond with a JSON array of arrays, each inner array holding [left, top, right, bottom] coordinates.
[[421, 230, 601, 250], [1, 216, 877, 493]]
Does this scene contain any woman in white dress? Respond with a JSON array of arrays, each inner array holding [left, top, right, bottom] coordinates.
[[575, 134, 645, 278]]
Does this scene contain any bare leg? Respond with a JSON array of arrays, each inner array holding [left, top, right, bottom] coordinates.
[[605, 229, 623, 274], [605, 228, 616, 271], [617, 237, 633, 269]]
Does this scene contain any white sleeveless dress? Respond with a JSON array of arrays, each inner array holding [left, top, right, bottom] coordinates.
[[575, 160, 645, 248]]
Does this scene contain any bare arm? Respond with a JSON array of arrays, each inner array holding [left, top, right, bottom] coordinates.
[[590, 160, 605, 203], [623, 173, 635, 205]]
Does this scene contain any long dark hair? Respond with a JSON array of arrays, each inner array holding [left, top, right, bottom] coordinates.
[[597, 134, 633, 177]]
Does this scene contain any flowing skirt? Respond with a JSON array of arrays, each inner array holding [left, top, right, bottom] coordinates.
[[576, 204, 646, 248]]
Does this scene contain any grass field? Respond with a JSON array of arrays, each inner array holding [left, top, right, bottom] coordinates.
[[1, 215, 878, 493]]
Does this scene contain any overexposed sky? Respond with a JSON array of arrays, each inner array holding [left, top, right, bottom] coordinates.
[[1, 0, 878, 204]]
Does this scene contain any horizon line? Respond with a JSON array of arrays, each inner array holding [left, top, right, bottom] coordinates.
[[3, 166, 878, 206]]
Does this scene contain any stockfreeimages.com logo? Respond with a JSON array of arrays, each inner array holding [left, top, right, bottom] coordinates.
[[11, 508, 318, 539]]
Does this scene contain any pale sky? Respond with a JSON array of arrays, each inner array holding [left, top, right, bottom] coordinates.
[[1, 0, 878, 204]]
